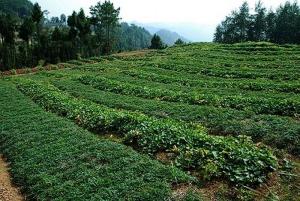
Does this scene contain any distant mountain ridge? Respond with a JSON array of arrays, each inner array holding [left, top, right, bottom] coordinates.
[[155, 29, 190, 45], [132, 22, 191, 45]]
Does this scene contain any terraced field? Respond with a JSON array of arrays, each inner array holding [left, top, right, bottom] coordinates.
[[1, 42, 299, 200]]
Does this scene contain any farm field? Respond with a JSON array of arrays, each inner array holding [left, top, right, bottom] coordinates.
[[1, 42, 300, 200]]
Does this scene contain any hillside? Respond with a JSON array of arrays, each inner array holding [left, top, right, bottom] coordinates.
[[0, 42, 299, 200], [0, 0, 33, 18], [155, 29, 190, 45]]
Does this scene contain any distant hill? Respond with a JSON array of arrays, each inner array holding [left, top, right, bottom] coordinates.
[[115, 23, 152, 51], [155, 29, 190, 45], [0, 0, 33, 18]]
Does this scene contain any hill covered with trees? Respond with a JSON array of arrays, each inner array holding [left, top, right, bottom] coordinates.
[[214, 0, 300, 44], [155, 29, 189, 45], [0, 1, 153, 71], [0, 0, 33, 18], [115, 23, 152, 51]]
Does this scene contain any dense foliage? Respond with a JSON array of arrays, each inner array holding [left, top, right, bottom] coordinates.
[[214, 1, 300, 44], [0, 1, 152, 71], [0, 0, 33, 18], [115, 23, 152, 51]]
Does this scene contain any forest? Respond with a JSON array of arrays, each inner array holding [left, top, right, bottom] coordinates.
[[214, 1, 300, 44], [0, 0, 152, 71]]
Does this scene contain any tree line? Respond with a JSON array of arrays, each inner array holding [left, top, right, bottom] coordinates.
[[214, 1, 300, 44], [0, 0, 152, 71]]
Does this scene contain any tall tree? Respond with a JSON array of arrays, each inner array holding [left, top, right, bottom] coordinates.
[[90, 1, 120, 54], [214, 0, 300, 44], [214, 25, 224, 43], [31, 2, 43, 59], [274, 1, 300, 44], [253, 0, 267, 41], [235, 2, 250, 42], [265, 9, 276, 42], [150, 34, 164, 49], [19, 17, 34, 45]]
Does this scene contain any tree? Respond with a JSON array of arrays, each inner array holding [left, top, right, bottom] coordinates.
[[0, 14, 17, 70], [0, 14, 16, 44], [31, 2, 43, 58], [60, 14, 66, 26], [150, 34, 164, 49], [253, 0, 267, 41], [0, 0, 33, 18], [213, 25, 224, 43], [265, 10, 276, 42], [76, 9, 90, 39], [31, 3, 43, 24], [175, 38, 185, 45], [273, 1, 300, 44], [19, 17, 34, 44], [214, 0, 300, 44], [235, 2, 250, 42], [90, 1, 120, 54]]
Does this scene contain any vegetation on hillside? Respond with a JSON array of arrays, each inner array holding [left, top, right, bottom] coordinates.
[[0, 1, 152, 71], [1, 42, 299, 200], [214, 1, 300, 44], [0, 0, 33, 18]]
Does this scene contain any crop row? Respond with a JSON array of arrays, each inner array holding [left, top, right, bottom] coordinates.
[[122, 70, 300, 93], [79, 75, 300, 118], [141, 63, 300, 81], [17, 79, 277, 185], [0, 82, 195, 200], [53, 79, 300, 156]]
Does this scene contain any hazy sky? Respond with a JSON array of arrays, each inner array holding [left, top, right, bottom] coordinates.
[[32, 0, 293, 41]]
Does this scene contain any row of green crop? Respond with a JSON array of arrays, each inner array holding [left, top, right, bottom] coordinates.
[[122, 70, 300, 93], [79, 75, 300, 118], [150, 53, 300, 70], [53, 79, 300, 156], [102, 71, 298, 102], [0, 82, 195, 200], [17, 79, 277, 186], [142, 63, 300, 81]]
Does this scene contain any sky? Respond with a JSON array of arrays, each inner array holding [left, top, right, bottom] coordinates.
[[32, 0, 293, 41]]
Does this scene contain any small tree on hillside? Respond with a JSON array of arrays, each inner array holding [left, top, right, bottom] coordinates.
[[175, 38, 184, 45], [150, 34, 164, 49]]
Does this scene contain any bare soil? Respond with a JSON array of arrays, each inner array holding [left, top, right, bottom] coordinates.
[[0, 155, 23, 201]]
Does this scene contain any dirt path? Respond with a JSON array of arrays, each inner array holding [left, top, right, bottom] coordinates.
[[0, 155, 24, 201]]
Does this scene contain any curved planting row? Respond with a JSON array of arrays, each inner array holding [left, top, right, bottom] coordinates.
[[143, 62, 300, 81], [122, 70, 300, 94], [79, 75, 300, 118], [17, 79, 277, 186], [53, 79, 300, 155]]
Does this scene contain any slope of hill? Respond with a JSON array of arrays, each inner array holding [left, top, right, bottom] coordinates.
[[0, 0, 33, 18], [1, 42, 299, 200], [115, 23, 152, 51], [155, 29, 190, 45]]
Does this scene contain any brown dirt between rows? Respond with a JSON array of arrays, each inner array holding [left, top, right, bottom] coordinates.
[[0, 155, 24, 201]]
